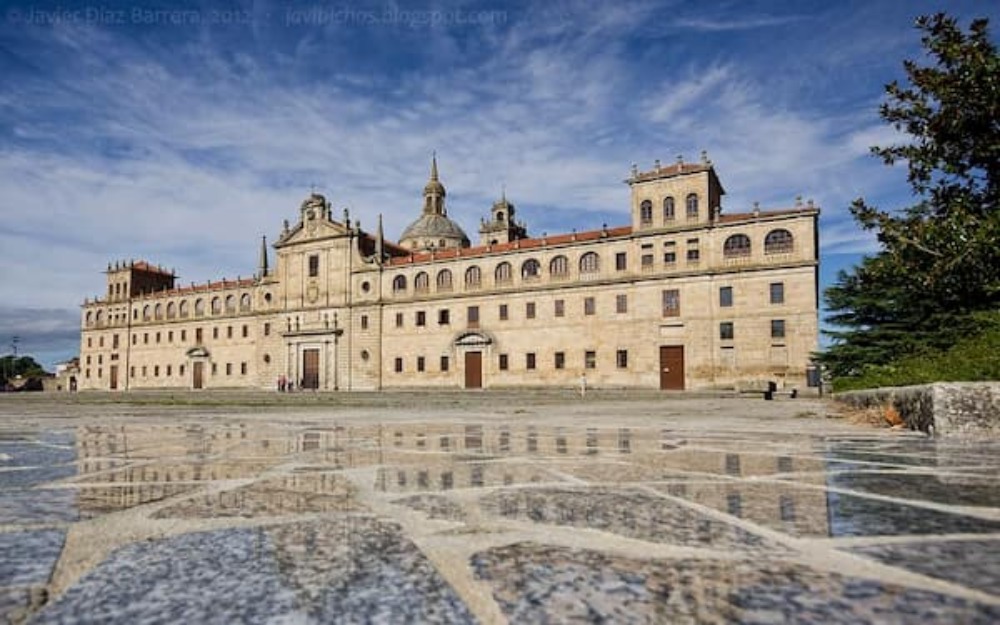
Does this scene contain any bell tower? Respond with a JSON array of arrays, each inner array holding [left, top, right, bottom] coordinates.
[[478, 191, 527, 246]]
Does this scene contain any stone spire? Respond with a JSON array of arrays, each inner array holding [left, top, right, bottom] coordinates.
[[376, 214, 384, 263], [423, 153, 446, 215], [258, 235, 269, 278]]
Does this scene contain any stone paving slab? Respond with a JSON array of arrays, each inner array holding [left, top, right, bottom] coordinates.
[[0, 393, 998, 623]]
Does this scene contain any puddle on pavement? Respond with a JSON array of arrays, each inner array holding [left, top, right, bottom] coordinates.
[[3, 421, 1000, 623]]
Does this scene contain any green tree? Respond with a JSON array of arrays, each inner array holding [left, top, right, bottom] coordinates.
[[0, 355, 47, 387], [821, 13, 1000, 382]]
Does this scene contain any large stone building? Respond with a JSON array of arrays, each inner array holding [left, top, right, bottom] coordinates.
[[78, 155, 819, 392]]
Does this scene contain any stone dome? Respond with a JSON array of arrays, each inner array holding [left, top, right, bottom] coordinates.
[[399, 213, 470, 250]]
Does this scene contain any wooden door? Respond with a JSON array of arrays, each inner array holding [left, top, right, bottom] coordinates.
[[659, 346, 685, 390], [109, 365, 118, 390], [464, 351, 482, 389], [302, 349, 320, 390], [193, 362, 204, 389]]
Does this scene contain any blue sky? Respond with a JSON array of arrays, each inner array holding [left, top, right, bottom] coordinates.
[[1, 0, 997, 369]]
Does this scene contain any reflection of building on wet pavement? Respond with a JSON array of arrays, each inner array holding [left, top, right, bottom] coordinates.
[[66, 422, 833, 536]]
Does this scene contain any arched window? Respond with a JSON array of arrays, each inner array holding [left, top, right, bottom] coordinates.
[[465, 266, 482, 289], [686, 193, 699, 218], [225, 295, 236, 313], [436, 269, 453, 291], [765, 229, 794, 254], [414, 272, 430, 292], [179, 300, 189, 318], [663, 197, 675, 221], [579, 252, 600, 274], [495, 262, 512, 284], [723, 234, 752, 258], [142, 305, 151, 321], [211, 297, 222, 315], [85, 311, 93, 326], [392, 275, 407, 293], [154, 303, 163, 320], [240, 293, 251, 311], [640, 200, 653, 225], [521, 258, 541, 279], [166, 302, 176, 319], [194, 299, 205, 317], [95, 310, 104, 325], [550, 255, 569, 277]]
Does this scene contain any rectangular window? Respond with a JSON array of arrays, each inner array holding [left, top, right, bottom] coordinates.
[[467, 305, 479, 328], [241, 362, 247, 375], [130, 366, 135, 378], [361, 315, 369, 330], [181, 329, 187, 342], [416, 311, 426, 327], [167, 331, 173, 343], [308, 254, 319, 277], [227, 326, 233, 339], [499, 354, 509, 370], [438, 309, 450, 325], [87, 337, 92, 348], [686, 238, 700, 262], [440, 356, 449, 372], [155, 332, 161, 344], [526, 353, 536, 370], [132, 335, 137, 345], [212, 363, 218, 375], [195, 328, 203, 343], [584, 297, 595, 316], [242, 325, 249, 338], [142, 365, 147, 377], [662, 289, 680, 317], [395, 312, 404, 328], [154, 365, 159, 377], [720, 286, 733, 308], [554, 351, 565, 369], [499, 304, 508, 321], [617, 349, 628, 368], [615, 252, 627, 271], [226, 363, 232, 376], [585, 350, 597, 369], [394, 357, 403, 373], [213, 327, 219, 340], [166, 365, 172, 376], [641, 254, 654, 267], [770, 282, 785, 304], [771, 319, 786, 339], [179, 364, 185, 376], [112, 334, 119, 349], [263, 323, 270, 336], [554, 299, 565, 317], [720, 322, 734, 340], [417, 356, 425, 372], [144, 332, 149, 344], [616, 294, 628, 313], [525, 302, 536, 319]]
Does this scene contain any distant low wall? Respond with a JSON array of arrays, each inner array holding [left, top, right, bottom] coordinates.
[[836, 382, 1000, 437]]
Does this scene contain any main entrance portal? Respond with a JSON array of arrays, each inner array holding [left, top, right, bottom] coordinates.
[[302, 349, 320, 390], [659, 346, 685, 390]]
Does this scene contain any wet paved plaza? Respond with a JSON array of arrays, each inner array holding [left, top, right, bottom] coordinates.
[[1, 393, 999, 623]]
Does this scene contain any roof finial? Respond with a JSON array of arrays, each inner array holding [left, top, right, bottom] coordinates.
[[430, 151, 439, 181]]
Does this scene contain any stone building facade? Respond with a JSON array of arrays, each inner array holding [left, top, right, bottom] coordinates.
[[78, 156, 819, 392]]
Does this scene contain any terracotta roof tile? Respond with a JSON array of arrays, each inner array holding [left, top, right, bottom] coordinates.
[[387, 225, 633, 266]]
